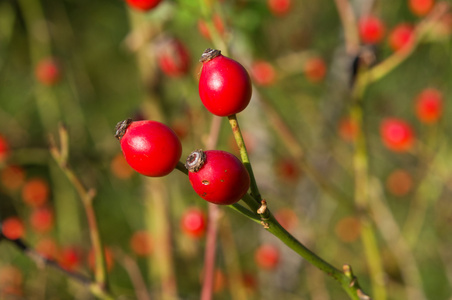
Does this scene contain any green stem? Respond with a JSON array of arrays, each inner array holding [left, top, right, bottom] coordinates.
[[350, 87, 386, 300], [228, 114, 261, 202]]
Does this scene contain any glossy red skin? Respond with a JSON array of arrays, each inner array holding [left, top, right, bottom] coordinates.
[[181, 208, 207, 238], [119, 120, 182, 177], [125, 0, 162, 11], [199, 54, 252, 117], [380, 118, 414, 152], [188, 150, 250, 205], [158, 39, 190, 77]]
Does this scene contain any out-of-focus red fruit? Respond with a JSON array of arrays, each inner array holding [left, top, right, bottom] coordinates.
[[380, 118, 415, 152], [213, 269, 227, 293], [198, 14, 225, 40], [1, 165, 25, 191], [158, 39, 191, 78], [0, 265, 23, 296], [59, 247, 81, 271], [274, 208, 298, 231], [251, 60, 276, 86], [303, 56, 327, 82], [0, 135, 9, 163], [358, 15, 386, 44], [409, 0, 434, 16], [386, 169, 413, 196], [275, 158, 301, 182], [35, 58, 61, 86], [110, 153, 134, 180], [242, 272, 257, 293], [22, 178, 50, 208], [268, 0, 292, 17], [338, 117, 359, 142], [180, 208, 207, 239], [1, 217, 25, 240], [415, 88, 443, 124], [35, 237, 60, 259], [389, 23, 414, 51], [88, 247, 114, 272], [254, 244, 280, 270], [30, 207, 54, 233], [334, 216, 361, 243], [130, 230, 153, 256], [125, 0, 163, 11]]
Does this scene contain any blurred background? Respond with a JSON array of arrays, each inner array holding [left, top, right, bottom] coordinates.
[[0, 0, 451, 299]]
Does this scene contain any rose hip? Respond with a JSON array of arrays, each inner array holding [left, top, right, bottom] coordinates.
[[185, 150, 250, 205], [198, 49, 252, 117], [115, 119, 182, 177]]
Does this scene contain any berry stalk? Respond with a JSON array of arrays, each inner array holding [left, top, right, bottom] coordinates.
[[228, 114, 261, 203]]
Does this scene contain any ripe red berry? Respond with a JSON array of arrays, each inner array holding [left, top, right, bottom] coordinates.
[[275, 158, 300, 182], [35, 58, 60, 86], [386, 169, 413, 196], [254, 244, 280, 270], [251, 60, 276, 86], [130, 230, 153, 256], [59, 247, 81, 271], [30, 207, 54, 233], [1, 165, 25, 191], [1, 217, 25, 240], [21, 178, 50, 208], [409, 0, 434, 16], [115, 119, 182, 177], [388, 23, 414, 52], [199, 49, 252, 117], [303, 56, 327, 83], [334, 217, 361, 243], [0, 134, 10, 162], [338, 117, 359, 142], [157, 39, 191, 78], [415, 88, 443, 124], [35, 237, 59, 259], [180, 208, 207, 238], [185, 150, 250, 205], [358, 15, 385, 44], [380, 118, 415, 152], [125, 0, 162, 11], [268, 0, 292, 17]]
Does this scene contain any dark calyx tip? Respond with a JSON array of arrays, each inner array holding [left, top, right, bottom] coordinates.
[[115, 118, 133, 140], [185, 149, 206, 172], [199, 48, 221, 63]]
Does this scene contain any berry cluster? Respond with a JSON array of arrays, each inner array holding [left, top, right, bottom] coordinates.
[[115, 48, 252, 206]]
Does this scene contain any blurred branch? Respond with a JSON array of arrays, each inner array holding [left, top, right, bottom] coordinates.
[[333, 0, 360, 54], [49, 124, 109, 293], [258, 96, 354, 210], [368, 178, 427, 300], [1, 236, 114, 300], [359, 2, 450, 85], [113, 248, 152, 300]]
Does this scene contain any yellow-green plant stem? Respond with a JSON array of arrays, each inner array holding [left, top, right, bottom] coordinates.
[[350, 97, 386, 300], [49, 126, 109, 294], [228, 114, 261, 202]]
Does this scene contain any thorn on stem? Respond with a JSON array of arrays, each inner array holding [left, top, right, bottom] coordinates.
[[257, 199, 267, 215]]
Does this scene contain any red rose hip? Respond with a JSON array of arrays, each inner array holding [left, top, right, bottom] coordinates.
[[198, 49, 252, 117], [185, 149, 250, 205], [125, 0, 162, 11], [115, 119, 182, 177]]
